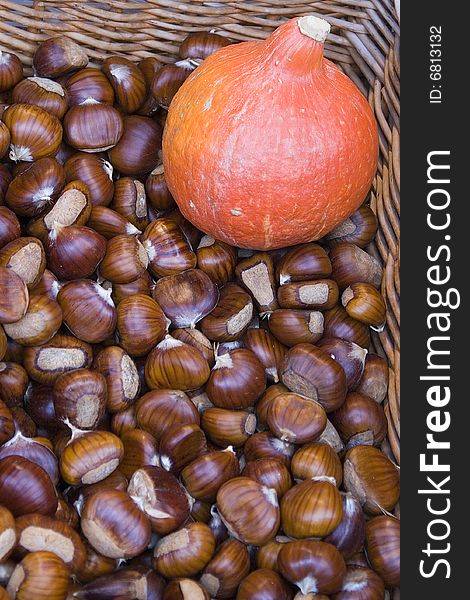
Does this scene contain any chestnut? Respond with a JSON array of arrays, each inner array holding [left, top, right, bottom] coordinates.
[[0, 455, 58, 517], [5, 158, 65, 217], [172, 328, 215, 367], [182, 448, 239, 503], [317, 337, 367, 390], [269, 309, 323, 350], [278, 540, 346, 595], [0, 505, 16, 562], [332, 392, 388, 446], [116, 294, 168, 357], [278, 279, 339, 310], [0, 266, 29, 324], [145, 334, 210, 391], [65, 67, 115, 106], [64, 101, 124, 152], [331, 565, 385, 600], [201, 407, 256, 448], [6, 551, 70, 600], [0, 51, 23, 91], [102, 56, 146, 114], [244, 431, 295, 466], [27, 180, 91, 241], [100, 234, 149, 284], [153, 268, 219, 328], [159, 422, 207, 474], [255, 383, 289, 430], [151, 64, 193, 109], [164, 579, 210, 600], [217, 477, 280, 545], [23, 384, 58, 430], [179, 31, 230, 60], [145, 164, 174, 211], [207, 505, 229, 546], [33, 36, 88, 77], [365, 515, 400, 587], [2, 337, 23, 364], [119, 429, 158, 479], [200, 283, 253, 342], [136, 389, 199, 441], [74, 541, 116, 584], [323, 306, 371, 349], [111, 270, 153, 304], [94, 345, 140, 413], [75, 568, 165, 599], [12, 77, 68, 119], [236, 568, 290, 600], [326, 204, 378, 248], [242, 458, 292, 500], [54, 140, 75, 164], [153, 522, 216, 578], [45, 224, 106, 280], [0, 431, 59, 484], [281, 343, 347, 412], [0, 400, 14, 445], [23, 333, 93, 385], [206, 348, 266, 409], [236, 252, 279, 314], [5, 288, 62, 346], [0, 165, 12, 206], [243, 327, 287, 383], [165, 207, 203, 249], [356, 353, 389, 403], [0, 207, 21, 249], [325, 493, 366, 560], [127, 465, 190, 534], [0, 361, 29, 407], [0, 123, 9, 160], [343, 445, 400, 515], [60, 429, 123, 485], [330, 243, 382, 290], [136, 58, 161, 117], [81, 489, 151, 559], [112, 177, 149, 230], [200, 539, 250, 599], [291, 441, 343, 485], [141, 217, 196, 277], [188, 387, 214, 413], [267, 392, 327, 444], [15, 513, 86, 572], [342, 282, 386, 329], [281, 478, 343, 538], [54, 497, 80, 529], [110, 405, 137, 437], [196, 236, 237, 286], [11, 406, 37, 437], [64, 152, 114, 207], [0, 236, 46, 289], [108, 115, 162, 175], [277, 243, 332, 284], [256, 537, 290, 573], [2, 103, 63, 162], [58, 279, 116, 343], [77, 469, 128, 505], [53, 368, 107, 430]]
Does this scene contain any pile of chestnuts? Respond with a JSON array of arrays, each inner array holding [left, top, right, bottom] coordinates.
[[0, 33, 399, 600]]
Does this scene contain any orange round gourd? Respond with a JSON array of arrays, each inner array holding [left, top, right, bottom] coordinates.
[[163, 16, 378, 250]]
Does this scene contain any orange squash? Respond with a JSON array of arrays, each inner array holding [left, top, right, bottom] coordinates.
[[163, 16, 378, 250]]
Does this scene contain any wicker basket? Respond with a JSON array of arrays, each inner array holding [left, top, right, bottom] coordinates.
[[0, 0, 400, 464]]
